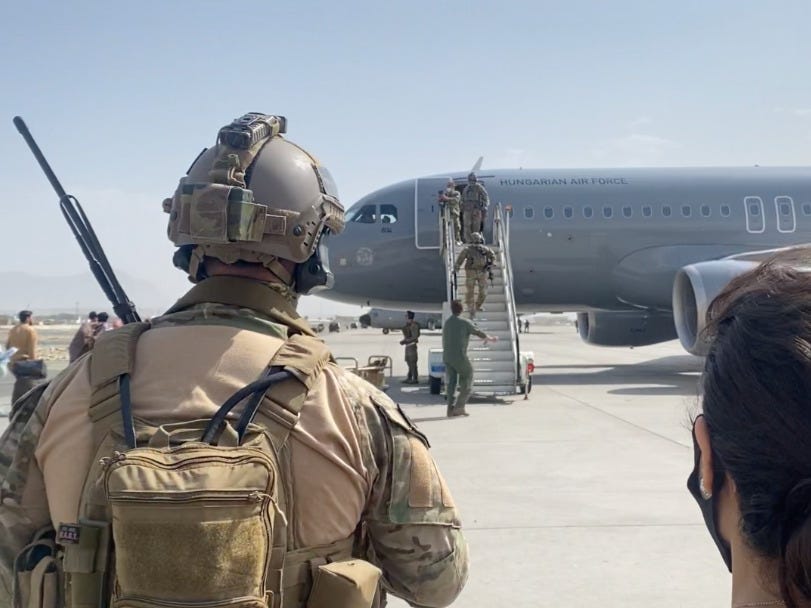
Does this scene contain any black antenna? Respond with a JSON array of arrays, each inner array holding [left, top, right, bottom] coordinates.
[[13, 116, 140, 323]]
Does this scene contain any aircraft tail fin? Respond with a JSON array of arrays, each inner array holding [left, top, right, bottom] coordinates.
[[471, 156, 483, 173]]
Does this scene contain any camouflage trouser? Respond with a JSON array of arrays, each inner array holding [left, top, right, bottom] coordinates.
[[463, 209, 483, 242], [449, 211, 461, 243], [445, 358, 473, 410], [405, 344, 418, 381], [465, 271, 488, 312]]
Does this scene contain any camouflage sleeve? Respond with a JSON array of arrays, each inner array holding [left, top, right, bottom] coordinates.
[[454, 250, 466, 270], [0, 382, 52, 604], [352, 382, 468, 607]]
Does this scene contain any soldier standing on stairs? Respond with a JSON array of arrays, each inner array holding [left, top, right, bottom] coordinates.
[[454, 233, 496, 317], [461, 173, 489, 242], [438, 179, 462, 245], [400, 310, 421, 384]]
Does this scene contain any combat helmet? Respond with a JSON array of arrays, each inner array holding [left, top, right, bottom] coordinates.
[[471, 232, 484, 244], [163, 112, 345, 294], [467, 172, 477, 183]]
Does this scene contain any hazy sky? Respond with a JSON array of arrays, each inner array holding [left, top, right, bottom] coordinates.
[[2, 0, 809, 317]]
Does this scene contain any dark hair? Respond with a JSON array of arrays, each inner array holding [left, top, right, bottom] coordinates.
[[406, 310, 415, 320], [451, 300, 463, 315], [89, 311, 98, 320], [18, 310, 32, 323], [701, 247, 811, 608], [97, 312, 109, 323]]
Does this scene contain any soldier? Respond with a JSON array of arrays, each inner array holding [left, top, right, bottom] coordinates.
[[461, 172, 489, 242], [442, 300, 497, 417], [4, 310, 40, 403], [0, 113, 467, 608], [400, 310, 421, 384], [438, 179, 462, 244], [455, 232, 496, 317]]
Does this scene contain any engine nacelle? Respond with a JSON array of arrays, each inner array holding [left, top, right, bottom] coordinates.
[[672, 260, 758, 355], [576, 311, 677, 347]]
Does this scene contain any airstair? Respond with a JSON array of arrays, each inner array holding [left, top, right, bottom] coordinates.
[[440, 204, 523, 396]]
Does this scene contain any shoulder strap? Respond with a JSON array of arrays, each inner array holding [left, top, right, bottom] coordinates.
[[255, 334, 332, 451], [87, 322, 151, 448]]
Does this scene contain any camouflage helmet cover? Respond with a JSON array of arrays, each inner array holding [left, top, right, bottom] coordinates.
[[467, 172, 477, 182], [163, 113, 345, 286], [471, 232, 484, 244]]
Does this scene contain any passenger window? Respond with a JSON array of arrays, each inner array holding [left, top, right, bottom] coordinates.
[[622, 206, 632, 218], [642, 206, 652, 218], [380, 204, 398, 224], [563, 206, 573, 219], [662, 205, 672, 217], [583, 206, 593, 219], [544, 207, 554, 219], [682, 205, 692, 217], [701, 205, 711, 217], [603, 206, 613, 219], [721, 205, 731, 217], [524, 207, 534, 219], [350, 204, 377, 223], [803, 203, 811, 216]]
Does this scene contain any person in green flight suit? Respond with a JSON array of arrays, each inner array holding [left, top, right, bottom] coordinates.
[[442, 300, 497, 417]]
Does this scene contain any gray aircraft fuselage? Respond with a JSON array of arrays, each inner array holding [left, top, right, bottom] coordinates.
[[323, 167, 811, 313]]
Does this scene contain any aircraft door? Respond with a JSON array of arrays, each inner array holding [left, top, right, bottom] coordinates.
[[415, 177, 448, 249]]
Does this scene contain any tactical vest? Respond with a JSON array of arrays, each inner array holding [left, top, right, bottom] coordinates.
[[35, 322, 381, 608], [464, 245, 494, 271]]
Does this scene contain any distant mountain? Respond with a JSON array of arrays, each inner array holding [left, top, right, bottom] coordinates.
[[0, 271, 177, 318]]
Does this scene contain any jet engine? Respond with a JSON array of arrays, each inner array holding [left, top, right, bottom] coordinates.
[[576, 311, 677, 347], [672, 260, 758, 355]]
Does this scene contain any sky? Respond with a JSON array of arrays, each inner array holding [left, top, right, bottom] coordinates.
[[1, 0, 810, 318]]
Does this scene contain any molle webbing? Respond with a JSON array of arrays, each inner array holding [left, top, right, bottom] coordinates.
[[88, 322, 151, 442], [256, 334, 332, 450]]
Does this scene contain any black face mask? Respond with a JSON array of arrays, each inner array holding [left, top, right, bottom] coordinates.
[[687, 417, 732, 572]]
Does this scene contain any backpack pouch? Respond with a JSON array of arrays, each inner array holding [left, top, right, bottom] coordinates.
[[104, 443, 277, 608]]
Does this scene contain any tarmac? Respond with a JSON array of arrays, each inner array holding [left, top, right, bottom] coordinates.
[[0, 324, 731, 607]]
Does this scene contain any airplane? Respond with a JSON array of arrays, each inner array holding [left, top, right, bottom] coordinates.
[[359, 308, 443, 334], [321, 166, 811, 355]]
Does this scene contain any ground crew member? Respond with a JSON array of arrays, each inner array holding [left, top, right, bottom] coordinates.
[[455, 233, 496, 317], [439, 179, 462, 244], [400, 310, 421, 384], [0, 113, 468, 608], [4, 310, 40, 403], [442, 300, 497, 417], [461, 173, 489, 242]]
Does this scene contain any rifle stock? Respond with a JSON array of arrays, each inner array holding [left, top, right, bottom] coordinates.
[[13, 116, 141, 324]]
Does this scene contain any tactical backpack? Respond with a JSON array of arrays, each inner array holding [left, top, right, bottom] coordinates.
[[30, 322, 381, 608]]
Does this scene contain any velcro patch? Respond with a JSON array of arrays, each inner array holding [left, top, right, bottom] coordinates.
[[57, 524, 81, 545]]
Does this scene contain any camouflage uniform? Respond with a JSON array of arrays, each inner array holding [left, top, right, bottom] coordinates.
[[401, 320, 421, 383], [455, 242, 496, 314], [0, 277, 468, 607], [461, 181, 489, 243], [439, 187, 462, 244]]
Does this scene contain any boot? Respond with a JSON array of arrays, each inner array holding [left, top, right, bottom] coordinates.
[[448, 406, 470, 418]]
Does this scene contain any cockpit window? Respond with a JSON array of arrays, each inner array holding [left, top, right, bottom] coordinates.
[[350, 204, 377, 223], [380, 204, 398, 224]]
